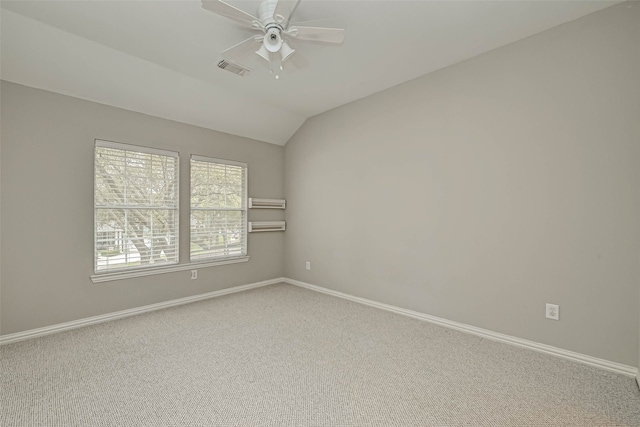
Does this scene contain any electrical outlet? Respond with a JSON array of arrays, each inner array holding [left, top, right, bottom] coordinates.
[[191, 270, 197, 280], [305, 261, 311, 270], [546, 303, 559, 320]]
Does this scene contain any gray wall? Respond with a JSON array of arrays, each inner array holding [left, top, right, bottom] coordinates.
[[284, 3, 640, 366], [0, 81, 285, 335]]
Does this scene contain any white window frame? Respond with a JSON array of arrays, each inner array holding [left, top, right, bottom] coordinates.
[[93, 139, 180, 275], [190, 155, 248, 263]]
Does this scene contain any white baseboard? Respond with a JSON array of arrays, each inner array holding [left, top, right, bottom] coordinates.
[[0, 277, 283, 345], [283, 277, 638, 378], [3, 276, 637, 379]]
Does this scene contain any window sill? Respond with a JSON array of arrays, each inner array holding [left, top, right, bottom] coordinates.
[[90, 256, 250, 283]]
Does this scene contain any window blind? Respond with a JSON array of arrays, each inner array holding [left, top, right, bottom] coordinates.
[[94, 140, 179, 272], [190, 155, 247, 261]]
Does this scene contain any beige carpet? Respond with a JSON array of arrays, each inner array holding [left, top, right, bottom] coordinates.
[[1, 283, 639, 426]]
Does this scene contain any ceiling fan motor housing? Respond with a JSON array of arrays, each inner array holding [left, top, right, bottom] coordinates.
[[258, 0, 286, 54], [258, 0, 284, 25]]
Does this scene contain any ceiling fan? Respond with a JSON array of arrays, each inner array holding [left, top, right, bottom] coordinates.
[[201, 0, 345, 78]]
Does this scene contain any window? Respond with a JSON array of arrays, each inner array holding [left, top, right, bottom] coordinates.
[[94, 140, 179, 272], [190, 156, 247, 261]]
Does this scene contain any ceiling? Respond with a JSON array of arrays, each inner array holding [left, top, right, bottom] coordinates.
[[0, 0, 619, 145]]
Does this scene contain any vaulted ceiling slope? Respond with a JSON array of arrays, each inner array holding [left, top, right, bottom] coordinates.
[[0, 1, 618, 145]]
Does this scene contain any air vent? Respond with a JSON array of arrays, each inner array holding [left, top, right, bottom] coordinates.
[[217, 60, 251, 76], [249, 221, 286, 232], [249, 198, 286, 209]]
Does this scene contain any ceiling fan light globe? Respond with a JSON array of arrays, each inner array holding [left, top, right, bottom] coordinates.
[[256, 44, 271, 62], [280, 41, 296, 62], [264, 28, 282, 53]]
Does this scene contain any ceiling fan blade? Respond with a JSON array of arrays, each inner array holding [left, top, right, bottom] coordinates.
[[273, 0, 301, 26], [286, 26, 345, 44], [289, 18, 346, 29], [201, 0, 260, 29], [253, 55, 270, 71], [221, 36, 263, 61]]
